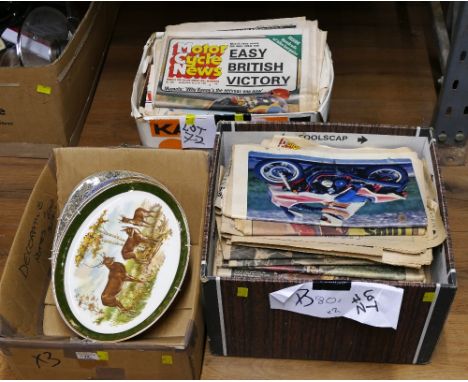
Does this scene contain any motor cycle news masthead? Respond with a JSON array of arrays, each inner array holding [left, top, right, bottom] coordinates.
[[159, 35, 302, 98]]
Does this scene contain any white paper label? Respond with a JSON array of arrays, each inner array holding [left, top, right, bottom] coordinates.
[[269, 282, 404, 329], [75, 352, 100, 361], [181, 115, 216, 148], [75, 351, 108, 361]]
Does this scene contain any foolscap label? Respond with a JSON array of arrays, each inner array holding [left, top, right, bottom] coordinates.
[[269, 281, 404, 329]]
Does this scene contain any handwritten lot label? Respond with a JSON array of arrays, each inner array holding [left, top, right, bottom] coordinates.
[[181, 116, 216, 149], [269, 282, 404, 329]]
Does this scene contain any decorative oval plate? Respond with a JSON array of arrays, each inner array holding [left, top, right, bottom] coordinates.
[[53, 172, 189, 342]]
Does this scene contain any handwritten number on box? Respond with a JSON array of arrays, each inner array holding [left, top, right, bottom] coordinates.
[[182, 124, 206, 145], [180, 116, 216, 149], [294, 288, 342, 313], [352, 290, 379, 315]]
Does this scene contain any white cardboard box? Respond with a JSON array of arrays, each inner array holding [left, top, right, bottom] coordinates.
[[131, 33, 334, 149]]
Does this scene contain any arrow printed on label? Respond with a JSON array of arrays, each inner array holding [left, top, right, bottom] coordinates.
[[357, 136, 368, 144]]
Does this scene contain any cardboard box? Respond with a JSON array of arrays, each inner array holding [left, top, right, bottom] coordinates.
[[0, 4, 118, 158], [201, 122, 457, 364], [0, 147, 211, 379], [131, 33, 334, 149]]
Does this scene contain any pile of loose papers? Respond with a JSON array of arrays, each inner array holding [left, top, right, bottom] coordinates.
[[214, 135, 447, 282], [138, 17, 332, 117]]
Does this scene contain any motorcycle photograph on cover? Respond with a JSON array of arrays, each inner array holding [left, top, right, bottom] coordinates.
[[253, 158, 410, 225]]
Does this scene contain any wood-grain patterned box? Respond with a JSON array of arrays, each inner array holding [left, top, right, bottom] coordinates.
[[201, 122, 456, 364]]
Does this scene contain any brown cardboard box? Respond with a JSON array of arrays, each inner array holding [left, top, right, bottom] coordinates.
[[0, 147, 211, 379], [0, 4, 118, 158], [202, 122, 457, 364]]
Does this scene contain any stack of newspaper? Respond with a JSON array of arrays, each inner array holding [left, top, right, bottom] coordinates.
[[214, 135, 447, 282], [138, 17, 332, 117]]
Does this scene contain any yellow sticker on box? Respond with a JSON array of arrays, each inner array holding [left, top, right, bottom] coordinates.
[[36, 84, 52, 95], [234, 114, 244, 121], [161, 354, 173, 365], [237, 287, 248, 298], [185, 114, 195, 125], [423, 292, 435, 302], [96, 351, 109, 361]]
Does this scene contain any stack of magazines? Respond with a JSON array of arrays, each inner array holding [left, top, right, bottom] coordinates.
[[214, 135, 447, 282], [138, 17, 332, 118]]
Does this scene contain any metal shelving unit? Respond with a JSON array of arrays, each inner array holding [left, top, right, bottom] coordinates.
[[431, 1, 468, 165]]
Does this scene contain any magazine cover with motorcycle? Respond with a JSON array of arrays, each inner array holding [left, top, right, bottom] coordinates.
[[229, 145, 427, 228]]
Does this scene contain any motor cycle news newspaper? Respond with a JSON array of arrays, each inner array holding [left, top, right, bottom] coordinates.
[[213, 135, 446, 282], [146, 17, 329, 115]]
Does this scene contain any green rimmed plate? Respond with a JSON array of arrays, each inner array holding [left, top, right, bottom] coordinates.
[[52, 172, 189, 342]]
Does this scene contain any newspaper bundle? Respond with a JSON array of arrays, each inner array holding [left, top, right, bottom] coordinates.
[[137, 17, 331, 117], [213, 135, 447, 282]]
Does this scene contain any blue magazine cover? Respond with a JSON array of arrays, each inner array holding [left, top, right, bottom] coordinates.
[[246, 150, 427, 228]]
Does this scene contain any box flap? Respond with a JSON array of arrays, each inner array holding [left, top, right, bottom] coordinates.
[[54, 147, 209, 246], [0, 163, 57, 336], [43, 304, 192, 340]]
